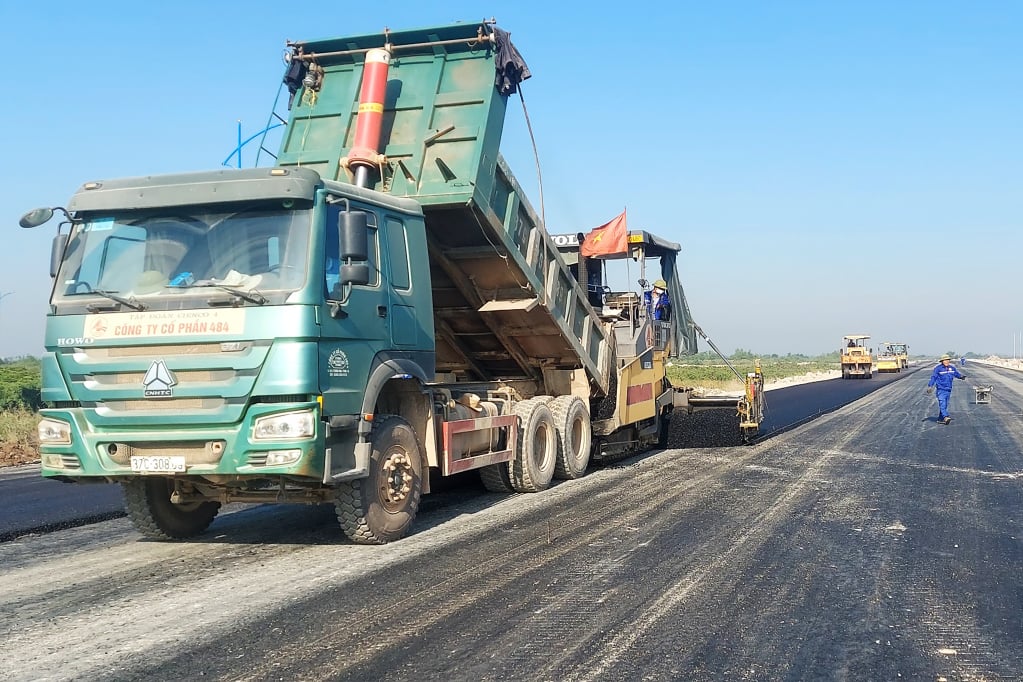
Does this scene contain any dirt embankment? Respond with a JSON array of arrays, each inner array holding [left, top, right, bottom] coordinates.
[[0, 444, 39, 468]]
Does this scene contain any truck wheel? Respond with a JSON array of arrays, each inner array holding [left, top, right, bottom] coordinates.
[[479, 462, 515, 493], [121, 477, 220, 540], [335, 415, 423, 544], [550, 396, 591, 479], [510, 399, 557, 492]]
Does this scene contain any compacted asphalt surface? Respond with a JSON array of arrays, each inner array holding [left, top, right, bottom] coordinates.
[[2, 362, 1021, 681]]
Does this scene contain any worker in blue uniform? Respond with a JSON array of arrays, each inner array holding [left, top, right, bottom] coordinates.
[[643, 279, 671, 321], [926, 354, 966, 424]]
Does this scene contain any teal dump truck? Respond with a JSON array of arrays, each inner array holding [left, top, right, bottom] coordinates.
[[20, 20, 762, 543]]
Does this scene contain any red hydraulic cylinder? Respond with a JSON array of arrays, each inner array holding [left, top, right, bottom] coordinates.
[[347, 47, 391, 187]]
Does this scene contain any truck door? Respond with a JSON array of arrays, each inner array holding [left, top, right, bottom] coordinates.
[[319, 205, 389, 407], [380, 215, 421, 348]]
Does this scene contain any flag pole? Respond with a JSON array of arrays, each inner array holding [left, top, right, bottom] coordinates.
[[623, 207, 631, 292]]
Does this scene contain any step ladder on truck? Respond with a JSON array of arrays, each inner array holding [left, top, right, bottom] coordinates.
[[20, 20, 763, 544]]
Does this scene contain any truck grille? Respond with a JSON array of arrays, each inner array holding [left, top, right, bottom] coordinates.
[[104, 398, 224, 412], [60, 341, 263, 418], [90, 343, 231, 357]]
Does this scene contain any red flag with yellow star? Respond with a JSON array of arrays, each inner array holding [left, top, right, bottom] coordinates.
[[580, 210, 628, 258]]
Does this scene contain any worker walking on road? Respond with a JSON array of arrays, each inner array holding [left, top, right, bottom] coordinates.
[[926, 354, 966, 424]]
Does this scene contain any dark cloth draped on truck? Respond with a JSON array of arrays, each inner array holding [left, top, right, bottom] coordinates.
[[658, 251, 698, 356], [282, 57, 309, 109], [490, 26, 531, 95]]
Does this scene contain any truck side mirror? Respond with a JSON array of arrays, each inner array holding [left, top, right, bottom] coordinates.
[[339, 211, 368, 262], [341, 263, 370, 286], [20, 207, 55, 229], [49, 234, 66, 278]]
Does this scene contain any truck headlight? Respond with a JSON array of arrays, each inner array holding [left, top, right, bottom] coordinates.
[[38, 418, 72, 445], [265, 450, 302, 466], [253, 410, 315, 441]]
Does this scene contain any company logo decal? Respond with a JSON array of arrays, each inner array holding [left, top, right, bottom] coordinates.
[[143, 360, 177, 397], [57, 337, 95, 346], [550, 233, 580, 247], [82, 309, 245, 340], [328, 349, 350, 377]]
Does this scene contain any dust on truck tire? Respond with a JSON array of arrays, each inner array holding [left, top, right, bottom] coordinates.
[[335, 415, 425, 545], [550, 395, 591, 480], [122, 477, 221, 540], [509, 398, 558, 493]]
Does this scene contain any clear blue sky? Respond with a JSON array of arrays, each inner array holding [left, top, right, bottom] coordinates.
[[2, 1, 1020, 358]]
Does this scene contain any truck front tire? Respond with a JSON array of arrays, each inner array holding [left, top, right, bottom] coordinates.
[[335, 415, 424, 544], [122, 477, 221, 540]]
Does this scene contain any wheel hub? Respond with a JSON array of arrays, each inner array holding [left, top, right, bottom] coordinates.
[[380, 451, 413, 504]]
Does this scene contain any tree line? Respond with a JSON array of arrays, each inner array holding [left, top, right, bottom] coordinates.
[[0, 357, 43, 411]]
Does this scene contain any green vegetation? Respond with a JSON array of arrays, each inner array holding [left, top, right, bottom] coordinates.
[[668, 351, 840, 390], [0, 407, 39, 457], [0, 356, 42, 411], [0, 357, 42, 465]]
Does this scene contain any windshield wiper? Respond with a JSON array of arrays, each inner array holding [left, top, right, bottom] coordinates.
[[86, 290, 147, 312], [188, 283, 268, 305]]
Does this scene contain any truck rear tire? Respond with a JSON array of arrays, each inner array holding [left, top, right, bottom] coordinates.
[[550, 396, 591, 480], [480, 461, 515, 493], [509, 399, 557, 492], [335, 415, 423, 544], [122, 477, 221, 540]]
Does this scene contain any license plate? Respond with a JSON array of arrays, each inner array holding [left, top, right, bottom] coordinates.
[[130, 456, 186, 473]]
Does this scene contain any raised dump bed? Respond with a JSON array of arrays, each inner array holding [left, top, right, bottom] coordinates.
[[278, 21, 611, 393]]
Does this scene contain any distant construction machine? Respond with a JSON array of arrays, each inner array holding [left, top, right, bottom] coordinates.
[[876, 342, 909, 373], [841, 335, 872, 379]]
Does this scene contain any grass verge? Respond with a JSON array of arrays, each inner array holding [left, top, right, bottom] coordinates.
[[0, 408, 40, 467]]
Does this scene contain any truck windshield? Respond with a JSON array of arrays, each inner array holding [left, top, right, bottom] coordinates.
[[52, 206, 311, 311]]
